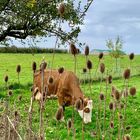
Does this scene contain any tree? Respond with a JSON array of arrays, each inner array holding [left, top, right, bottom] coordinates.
[[0, 0, 93, 45], [106, 36, 124, 72]]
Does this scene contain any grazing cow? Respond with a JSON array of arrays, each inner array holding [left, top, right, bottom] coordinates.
[[33, 69, 93, 123]]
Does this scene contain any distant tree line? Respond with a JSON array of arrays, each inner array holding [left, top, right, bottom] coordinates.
[[0, 46, 69, 54]]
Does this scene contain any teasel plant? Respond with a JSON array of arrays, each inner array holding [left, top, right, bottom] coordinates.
[[67, 119, 72, 138], [4, 75, 9, 140], [16, 65, 21, 86], [122, 68, 131, 136], [70, 43, 77, 74], [94, 52, 104, 79], [75, 98, 84, 140], [28, 61, 37, 139], [129, 53, 134, 69], [38, 60, 46, 139], [84, 45, 89, 63]]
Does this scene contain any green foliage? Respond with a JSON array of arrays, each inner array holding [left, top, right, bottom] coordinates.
[[0, 46, 68, 53], [0, 0, 93, 45], [106, 36, 125, 58]]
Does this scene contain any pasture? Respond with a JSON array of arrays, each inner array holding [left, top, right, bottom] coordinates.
[[0, 53, 140, 140]]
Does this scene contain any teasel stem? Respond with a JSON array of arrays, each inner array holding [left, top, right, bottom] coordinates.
[[51, 20, 61, 73], [39, 63, 45, 140], [82, 101, 84, 140], [72, 95, 75, 140]]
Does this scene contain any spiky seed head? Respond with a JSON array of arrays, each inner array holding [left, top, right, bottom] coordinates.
[[85, 46, 89, 56], [129, 53, 134, 60], [32, 61, 37, 72], [123, 69, 131, 80], [114, 89, 121, 101], [126, 126, 131, 131], [111, 86, 116, 97], [118, 113, 123, 120], [83, 68, 87, 73], [48, 76, 54, 84], [109, 102, 114, 110], [56, 106, 64, 121], [40, 61, 47, 70], [67, 119, 72, 129], [123, 135, 131, 140], [8, 90, 13, 96], [100, 63, 105, 73], [99, 52, 104, 59], [75, 99, 83, 110], [110, 121, 114, 128], [129, 87, 136, 96], [108, 75, 112, 84], [58, 67, 64, 74], [18, 95, 22, 101], [100, 93, 105, 100], [87, 60, 92, 70], [58, 3, 65, 15], [14, 111, 18, 117], [4, 75, 8, 83], [16, 65, 21, 73], [70, 43, 77, 56]]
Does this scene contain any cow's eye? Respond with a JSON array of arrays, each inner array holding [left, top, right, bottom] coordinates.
[[84, 108, 90, 113]]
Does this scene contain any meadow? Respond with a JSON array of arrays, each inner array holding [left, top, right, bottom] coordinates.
[[0, 53, 140, 140]]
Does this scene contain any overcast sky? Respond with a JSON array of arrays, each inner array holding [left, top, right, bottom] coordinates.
[[11, 0, 140, 54]]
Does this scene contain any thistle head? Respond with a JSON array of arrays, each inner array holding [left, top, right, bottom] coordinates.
[[32, 61, 37, 73], [58, 67, 64, 74], [85, 45, 89, 56], [67, 119, 72, 129], [70, 43, 77, 56], [83, 68, 87, 73], [99, 93, 105, 101], [129, 87, 136, 96], [100, 63, 105, 73], [56, 106, 64, 121], [16, 65, 21, 73], [129, 53, 134, 60], [87, 60, 92, 70], [99, 52, 104, 59], [4, 75, 8, 83], [123, 69, 131, 80]]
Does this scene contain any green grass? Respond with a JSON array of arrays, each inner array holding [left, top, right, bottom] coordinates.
[[0, 53, 140, 140]]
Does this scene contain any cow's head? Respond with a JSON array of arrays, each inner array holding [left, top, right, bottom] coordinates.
[[77, 99, 93, 124]]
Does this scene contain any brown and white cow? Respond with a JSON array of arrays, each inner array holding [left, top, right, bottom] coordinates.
[[33, 69, 93, 123]]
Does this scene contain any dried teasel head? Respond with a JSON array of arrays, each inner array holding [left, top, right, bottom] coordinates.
[[58, 3, 65, 16], [58, 67, 64, 74], [107, 75, 112, 84], [70, 43, 77, 56], [8, 90, 13, 96], [40, 61, 47, 71], [32, 61, 37, 73], [56, 106, 64, 121], [99, 52, 104, 59], [16, 65, 21, 73], [67, 119, 72, 129], [123, 69, 130, 80], [100, 93, 105, 101], [109, 102, 114, 110], [75, 98, 83, 110], [110, 121, 114, 129], [48, 76, 54, 84], [129, 87, 136, 96], [129, 53, 134, 60], [87, 60, 92, 70], [85, 45, 89, 56], [111, 86, 116, 97], [114, 89, 121, 101], [18, 95, 22, 101], [100, 63, 105, 73], [4, 75, 8, 83], [14, 111, 18, 118], [123, 135, 131, 140], [83, 68, 87, 73], [126, 126, 131, 131]]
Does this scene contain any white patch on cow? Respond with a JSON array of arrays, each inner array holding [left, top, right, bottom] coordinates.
[[78, 100, 93, 124], [35, 91, 42, 101]]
